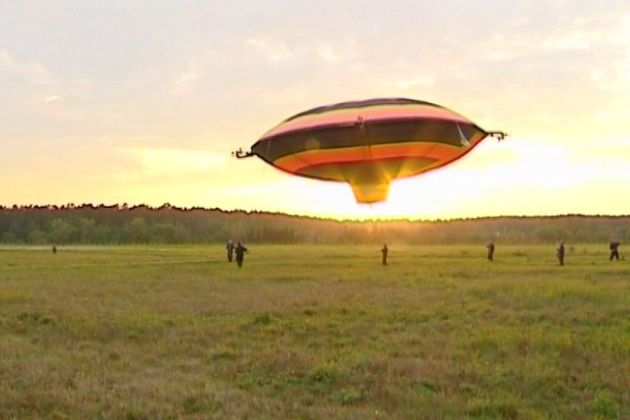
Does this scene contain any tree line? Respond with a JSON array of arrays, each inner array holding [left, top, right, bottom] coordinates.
[[0, 204, 628, 245]]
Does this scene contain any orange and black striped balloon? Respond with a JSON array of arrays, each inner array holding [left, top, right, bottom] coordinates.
[[239, 98, 504, 204]]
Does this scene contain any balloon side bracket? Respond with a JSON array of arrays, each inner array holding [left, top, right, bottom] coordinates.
[[487, 131, 507, 141], [232, 148, 254, 159]]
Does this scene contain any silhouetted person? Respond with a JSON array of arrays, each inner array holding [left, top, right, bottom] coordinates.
[[235, 241, 248, 268], [609, 241, 620, 261], [52, 245, 57, 254], [226, 239, 235, 262], [381, 243, 388, 265], [557, 241, 565, 266], [487, 241, 495, 261]]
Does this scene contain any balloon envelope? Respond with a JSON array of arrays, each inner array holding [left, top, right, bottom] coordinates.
[[237, 98, 504, 203]]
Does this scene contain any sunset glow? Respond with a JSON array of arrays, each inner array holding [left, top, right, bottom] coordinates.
[[1, 2, 629, 220]]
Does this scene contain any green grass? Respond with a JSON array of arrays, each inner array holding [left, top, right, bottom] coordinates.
[[0, 244, 628, 419]]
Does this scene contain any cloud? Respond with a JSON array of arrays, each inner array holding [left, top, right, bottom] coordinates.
[[43, 94, 60, 104], [120, 146, 228, 178], [246, 37, 293, 62], [316, 43, 344, 64], [0, 49, 63, 114], [608, 13, 630, 47], [173, 65, 199, 93], [394, 76, 435, 90], [569, 137, 630, 168], [0, 48, 53, 87], [541, 29, 600, 51], [314, 40, 360, 65]]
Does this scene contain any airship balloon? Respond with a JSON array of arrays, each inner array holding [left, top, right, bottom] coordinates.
[[234, 98, 506, 204]]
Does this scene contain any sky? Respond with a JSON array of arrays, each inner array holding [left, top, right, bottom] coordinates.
[[1, 0, 629, 220]]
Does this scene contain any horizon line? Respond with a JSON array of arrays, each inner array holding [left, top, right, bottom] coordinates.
[[2, 202, 629, 223]]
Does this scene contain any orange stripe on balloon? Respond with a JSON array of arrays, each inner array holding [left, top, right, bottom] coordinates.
[[274, 142, 465, 173]]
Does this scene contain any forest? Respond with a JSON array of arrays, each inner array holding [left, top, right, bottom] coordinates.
[[0, 204, 628, 245]]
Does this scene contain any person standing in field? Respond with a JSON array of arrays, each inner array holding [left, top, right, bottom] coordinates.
[[226, 239, 235, 262], [235, 241, 248, 268], [609, 240, 620, 261], [486, 241, 495, 261], [557, 241, 565, 266], [381, 243, 388, 265]]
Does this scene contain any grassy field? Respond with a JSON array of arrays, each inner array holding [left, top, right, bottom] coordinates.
[[0, 244, 628, 419]]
